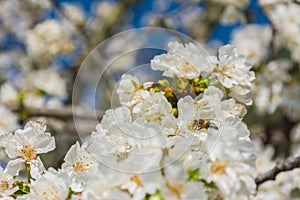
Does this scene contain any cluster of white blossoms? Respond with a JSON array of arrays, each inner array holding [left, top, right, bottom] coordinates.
[[266, 2, 300, 63], [231, 24, 272, 66], [255, 168, 300, 200], [25, 19, 75, 65], [0, 67, 67, 113], [214, 0, 250, 25], [2, 0, 300, 198], [0, 41, 258, 199], [228, 5, 300, 119], [152, 42, 255, 105], [253, 137, 300, 200], [252, 59, 292, 114]]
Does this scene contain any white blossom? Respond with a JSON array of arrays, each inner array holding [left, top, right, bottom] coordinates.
[[0, 105, 18, 134], [151, 41, 214, 79], [32, 69, 67, 98], [21, 169, 70, 200], [62, 3, 85, 26], [231, 24, 272, 66], [0, 166, 18, 197], [116, 74, 150, 108], [200, 130, 256, 199], [25, 19, 74, 64], [62, 142, 98, 192], [0, 83, 19, 108], [253, 139, 276, 174], [282, 84, 300, 121], [212, 45, 255, 105], [4, 121, 55, 176], [255, 168, 300, 199]]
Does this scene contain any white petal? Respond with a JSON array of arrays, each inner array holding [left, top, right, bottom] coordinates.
[[5, 158, 24, 176]]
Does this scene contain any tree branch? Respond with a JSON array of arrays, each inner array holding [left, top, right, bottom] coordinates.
[[255, 156, 300, 187], [27, 106, 104, 120], [45, 117, 98, 135], [49, 0, 90, 41], [13, 105, 104, 121]]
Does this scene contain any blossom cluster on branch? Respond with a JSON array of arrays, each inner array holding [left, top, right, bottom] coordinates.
[[1, 0, 300, 199], [0, 41, 273, 199]]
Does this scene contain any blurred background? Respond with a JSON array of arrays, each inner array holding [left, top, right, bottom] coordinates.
[[1, 0, 300, 169]]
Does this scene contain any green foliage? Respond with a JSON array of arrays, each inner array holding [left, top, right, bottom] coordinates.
[[12, 181, 30, 196], [187, 168, 200, 181]]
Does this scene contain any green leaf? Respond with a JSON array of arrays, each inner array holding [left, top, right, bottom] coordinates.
[[144, 191, 163, 200], [13, 181, 30, 196], [187, 168, 200, 181], [158, 79, 170, 87], [200, 179, 217, 189]]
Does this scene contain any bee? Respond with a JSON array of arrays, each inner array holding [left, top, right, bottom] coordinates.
[[193, 119, 218, 131]]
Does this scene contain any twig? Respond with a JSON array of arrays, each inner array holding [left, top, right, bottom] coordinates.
[[45, 117, 98, 135], [13, 105, 104, 120], [156, 1, 225, 39], [49, 0, 90, 41], [96, 0, 137, 44], [255, 156, 300, 187]]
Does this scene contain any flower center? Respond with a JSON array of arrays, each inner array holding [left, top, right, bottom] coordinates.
[[20, 145, 37, 162], [166, 181, 183, 199], [0, 180, 9, 192], [182, 61, 195, 73], [73, 160, 93, 173], [132, 91, 143, 102], [210, 160, 229, 175], [130, 175, 143, 187]]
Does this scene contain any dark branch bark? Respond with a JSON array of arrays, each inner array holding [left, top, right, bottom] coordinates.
[[255, 156, 300, 187], [45, 117, 98, 135], [13, 105, 104, 120]]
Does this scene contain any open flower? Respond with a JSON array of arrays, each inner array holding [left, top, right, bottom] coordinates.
[[151, 41, 214, 79], [0, 166, 18, 198], [200, 130, 256, 199], [4, 121, 55, 176], [20, 168, 70, 200], [116, 74, 149, 108], [213, 45, 255, 105], [32, 69, 67, 98], [62, 142, 98, 192]]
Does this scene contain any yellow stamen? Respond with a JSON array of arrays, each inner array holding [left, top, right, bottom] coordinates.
[[20, 145, 37, 162], [210, 160, 229, 175]]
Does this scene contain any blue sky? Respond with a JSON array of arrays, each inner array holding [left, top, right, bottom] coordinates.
[[57, 0, 270, 44]]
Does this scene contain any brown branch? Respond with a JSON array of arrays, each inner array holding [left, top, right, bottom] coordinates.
[[26, 106, 103, 120], [260, 3, 278, 60], [49, 0, 90, 41], [57, 0, 138, 105], [12, 105, 104, 121], [255, 156, 300, 187], [45, 117, 98, 135], [96, 0, 137, 43], [156, 1, 225, 40]]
